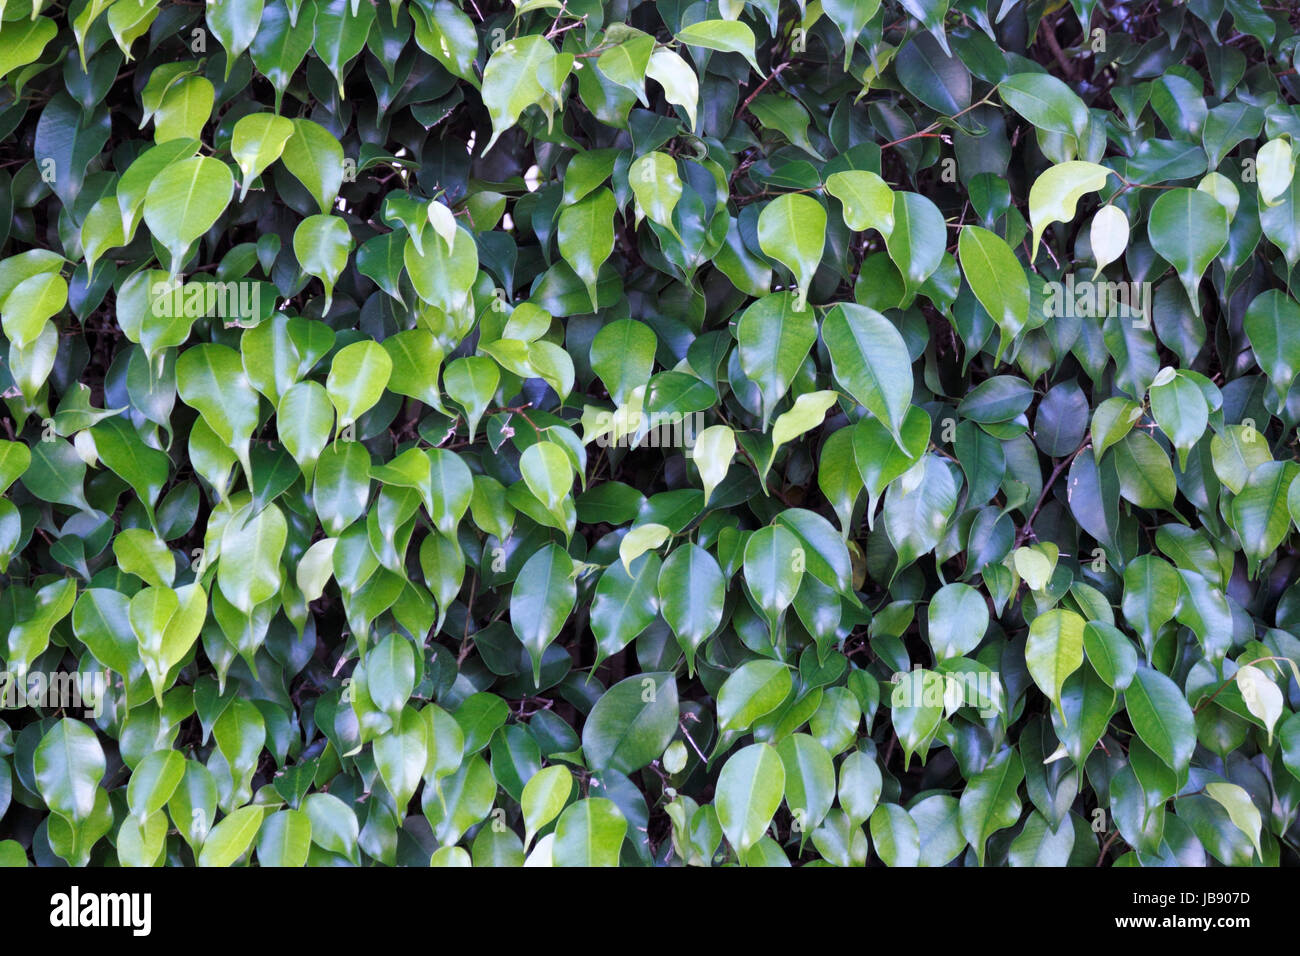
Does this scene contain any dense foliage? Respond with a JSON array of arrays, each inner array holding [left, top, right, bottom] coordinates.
[[1, 0, 1300, 868]]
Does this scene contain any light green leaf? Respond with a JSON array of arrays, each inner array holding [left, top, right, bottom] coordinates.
[[716, 743, 785, 856], [675, 19, 762, 75], [825, 170, 894, 236], [958, 225, 1029, 362], [552, 798, 627, 867], [619, 522, 670, 574], [1027, 161, 1114, 261], [522, 765, 573, 848], [293, 214, 353, 310], [142, 156, 233, 276], [1204, 781, 1263, 861], [1025, 608, 1085, 723], [326, 340, 392, 431]]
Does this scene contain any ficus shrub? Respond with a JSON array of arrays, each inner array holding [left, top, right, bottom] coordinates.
[[0, 0, 1298, 869]]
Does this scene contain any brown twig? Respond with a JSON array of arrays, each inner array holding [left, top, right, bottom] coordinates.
[[740, 61, 791, 115], [1014, 438, 1091, 547]]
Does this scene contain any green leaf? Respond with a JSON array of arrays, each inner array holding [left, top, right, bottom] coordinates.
[[883, 456, 958, 571], [1028, 161, 1114, 260], [552, 798, 627, 867], [313, 0, 375, 98], [326, 340, 392, 431], [768, 390, 839, 473], [897, 0, 951, 56], [281, 119, 345, 215], [34, 718, 105, 824], [1083, 621, 1137, 692], [374, 707, 428, 809], [207, 0, 264, 79], [838, 750, 882, 827], [126, 750, 185, 823], [1232, 461, 1298, 577], [217, 503, 287, 616], [410, 0, 478, 85], [176, 344, 260, 480], [825, 170, 894, 236], [141, 156, 233, 275], [1147, 188, 1229, 316], [628, 151, 683, 236], [717, 660, 793, 736], [1125, 668, 1196, 775], [1148, 370, 1207, 470], [646, 48, 698, 131], [304, 792, 360, 863], [1243, 289, 1300, 404], [759, 195, 826, 303], [590, 552, 660, 665], [1234, 664, 1282, 747], [153, 76, 214, 144], [256, 809, 312, 867], [896, 31, 969, 116], [823, 0, 882, 70], [557, 188, 616, 307], [870, 804, 920, 867], [481, 35, 562, 154], [618, 523, 669, 574], [675, 20, 762, 75], [0, 16, 56, 82], [1203, 781, 1263, 861], [1025, 608, 1085, 722], [735, 291, 817, 427], [884, 192, 946, 299], [596, 28, 654, 104], [742, 525, 804, 635], [250, 0, 314, 110], [444, 356, 499, 441], [927, 582, 989, 661], [582, 673, 678, 775], [590, 318, 656, 407], [958, 747, 1023, 866], [367, 633, 416, 720], [278, 381, 334, 480], [404, 222, 478, 314], [777, 734, 836, 837], [8, 577, 77, 680], [293, 214, 353, 310], [426, 447, 472, 535], [1257, 137, 1294, 206], [822, 302, 913, 445], [1114, 431, 1177, 513], [958, 225, 1029, 361], [658, 543, 725, 674], [197, 806, 264, 867], [0, 269, 66, 349], [522, 765, 573, 848], [509, 543, 576, 683], [852, 405, 929, 526], [692, 425, 735, 506], [715, 743, 785, 856], [999, 72, 1089, 139]]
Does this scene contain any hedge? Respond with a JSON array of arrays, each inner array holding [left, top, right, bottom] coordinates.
[[0, 0, 1298, 868]]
